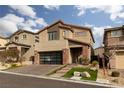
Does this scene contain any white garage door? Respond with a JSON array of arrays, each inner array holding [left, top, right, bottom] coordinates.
[[116, 52, 124, 69]]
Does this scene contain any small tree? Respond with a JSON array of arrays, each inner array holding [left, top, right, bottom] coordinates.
[[78, 56, 89, 65], [6, 49, 20, 63]]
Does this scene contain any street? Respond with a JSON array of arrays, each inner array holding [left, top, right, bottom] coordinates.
[[0, 72, 109, 88]]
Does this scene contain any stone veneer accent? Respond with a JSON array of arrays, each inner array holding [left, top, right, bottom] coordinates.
[[82, 46, 89, 58], [34, 51, 40, 64], [62, 48, 69, 64]]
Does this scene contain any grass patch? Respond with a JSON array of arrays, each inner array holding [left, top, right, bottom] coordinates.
[[46, 64, 68, 75], [63, 67, 98, 81], [2, 64, 22, 71]]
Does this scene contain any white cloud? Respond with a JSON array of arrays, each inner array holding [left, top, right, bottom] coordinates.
[[20, 19, 36, 28], [35, 18, 48, 26], [2, 14, 24, 24], [43, 5, 60, 10], [0, 13, 48, 37], [0, 20, 18, 36], [75, 5, 124, 21], [9, 5, 36, 18], [0, 14, 25, 36]]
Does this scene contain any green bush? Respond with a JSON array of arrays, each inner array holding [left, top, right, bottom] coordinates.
[[111, 71, 120, 77], [11, 64, 17, 68], [78, 56, 89, 65], [92, 60, 98, 67]]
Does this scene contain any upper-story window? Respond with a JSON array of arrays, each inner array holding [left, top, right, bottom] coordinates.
[[22, 34, 27, 39], [48, 31, 58, 40], [63, 31, 69, 37], [111, 30, 122, 37], [75, 31, 87, 36], [15, 36, 18, 42]]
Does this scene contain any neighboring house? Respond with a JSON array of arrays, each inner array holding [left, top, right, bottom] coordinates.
[[0, 30, 35, 61], [103, 25, 124, 69], [94, 46, 104, 56], [34, 20, 95, 64], [0, 20, 95, 65]]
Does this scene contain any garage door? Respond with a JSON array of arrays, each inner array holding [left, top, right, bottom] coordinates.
[[40, 51, 62, 64], [116, 52, 124, 69]]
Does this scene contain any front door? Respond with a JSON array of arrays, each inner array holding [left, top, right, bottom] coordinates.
[[70, 47, 82, 63]]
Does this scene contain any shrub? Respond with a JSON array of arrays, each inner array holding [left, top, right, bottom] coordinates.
[[78, 55, 90, 65], [111, 71, 120, 77], [92, 60, 98, 67], [11, 64, 17, 68], [78, 56, 83, 64]]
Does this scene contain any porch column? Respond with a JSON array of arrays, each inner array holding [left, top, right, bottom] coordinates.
[[34, 50, 40, 64], [82, 46, 89, 58], [62, 48, 69, 64]]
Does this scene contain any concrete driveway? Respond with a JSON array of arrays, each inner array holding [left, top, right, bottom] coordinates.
[[6, 64, 61, 76]]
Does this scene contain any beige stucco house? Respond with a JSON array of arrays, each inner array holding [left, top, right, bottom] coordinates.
[[34, 20, 95, 64], [0, 20, 95, 65], [0, 30, 35, 61], [103, 25, 124, 69]]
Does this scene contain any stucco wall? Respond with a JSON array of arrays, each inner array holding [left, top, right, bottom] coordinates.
[[72, 28, 93, 45], [10, 32, 35, 46], [35, 24, 68, 52]]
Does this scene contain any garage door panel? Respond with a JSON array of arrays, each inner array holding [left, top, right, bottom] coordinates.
[[40, 51, 62, 64]]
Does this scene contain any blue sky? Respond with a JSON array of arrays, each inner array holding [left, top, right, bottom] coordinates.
[[0, 5, 124, 48]]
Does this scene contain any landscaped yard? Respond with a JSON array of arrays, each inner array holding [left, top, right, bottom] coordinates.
[[63, 67, 98, 81]]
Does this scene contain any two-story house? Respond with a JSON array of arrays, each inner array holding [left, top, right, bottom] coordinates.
[[0, 20, 95, 65], [5, 30, 35, 61], [34, 20, 95, 64], [103, 25, 124, 69]]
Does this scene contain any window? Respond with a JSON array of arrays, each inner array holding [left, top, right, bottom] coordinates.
[[111, 30, 122, 37], [48, 31, 58, 40], [75, 31, 87, 36], [63, 31, 69, 37], [22, 34, 27, 39], [15, 36, 18, 42]]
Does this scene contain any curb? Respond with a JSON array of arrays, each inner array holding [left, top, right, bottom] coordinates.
[[0, 71, 120, 88]]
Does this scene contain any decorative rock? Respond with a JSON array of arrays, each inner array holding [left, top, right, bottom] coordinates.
[[90, 67, 97, 71], [81, 71, 91, 78], [73, 71, 81, 77], [70, 76, 82, 80]]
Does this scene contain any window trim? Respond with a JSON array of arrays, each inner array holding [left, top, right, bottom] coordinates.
[[48, 31, 58, 40]]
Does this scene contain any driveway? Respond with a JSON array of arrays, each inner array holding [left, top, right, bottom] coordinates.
[[6, 64, 61, 76]]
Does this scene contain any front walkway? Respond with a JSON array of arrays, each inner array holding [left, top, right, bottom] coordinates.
[[49, 65, 75, 78], [6, 64, 61, 76]]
